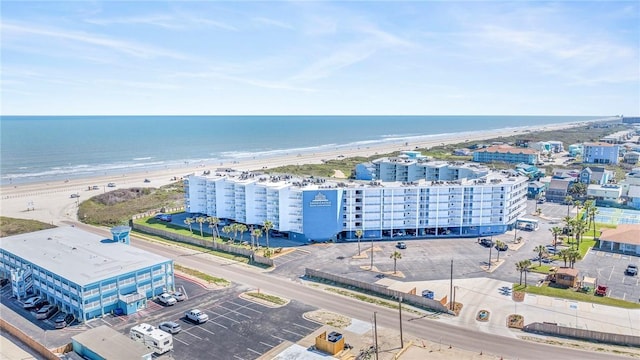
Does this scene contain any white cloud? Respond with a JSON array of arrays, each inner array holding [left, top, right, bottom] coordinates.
[[253, 17, 293, 30]]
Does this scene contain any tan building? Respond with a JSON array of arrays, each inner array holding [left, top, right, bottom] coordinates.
[[598, 224, 640, 255], [554, 267, 579, 288]]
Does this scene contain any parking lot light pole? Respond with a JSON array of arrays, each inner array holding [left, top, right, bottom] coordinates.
[[488, 244, 492, 270], [398, 296, 404, 348], [449, 259, 453, 311]]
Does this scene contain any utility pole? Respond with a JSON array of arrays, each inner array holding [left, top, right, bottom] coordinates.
[[370, 237, 374, 270], [373, 312, 379, 360], [488, 243, 492, 270], [398, 296, 404, 348], [449, 259, 453, 310]]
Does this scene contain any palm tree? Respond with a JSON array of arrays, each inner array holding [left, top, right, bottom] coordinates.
[[390, 251, 402, 274], [231, 223, 240, 243], [549, 226, 563, 251], [573, 219, 587, 250], [206, 216, 220, 240], [522, 259, 532, 287], [355, 229, 363, 256], [563, 216, 575, 245], [564, 195, 574, 216], [533, 245, 548, 266], [251, 227, 262, 250], [237, 224, 248, 244], [573, 200, 583, 220], [222, 225, 232, 242], [184, 217, 194, 234], [568, 249, 580, 268], [263, 220, 273, 249], [495, 240, 505, 262], [196, 216, 205, 237], [558, 248, 571, 267], [516, 260, 531, 285]]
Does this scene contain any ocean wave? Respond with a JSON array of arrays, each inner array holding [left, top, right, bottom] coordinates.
[[133, 157, 153, 161], [3, 160, 167, 180]]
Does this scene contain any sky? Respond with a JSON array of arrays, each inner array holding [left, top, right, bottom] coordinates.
[[1, 1, 639, 116]]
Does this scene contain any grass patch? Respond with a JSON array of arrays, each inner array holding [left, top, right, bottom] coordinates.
[[132, 230, 251, 264], [79, 182, 184, 226], [174, 264, 229, 286], [324, 287, 424, 316], [513, 284, 640, 309], [245, 292, 287, 305], [0, 217, 56, 237], [528, 264, 556, 274]]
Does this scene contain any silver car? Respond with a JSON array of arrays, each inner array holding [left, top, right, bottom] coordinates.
[[158, 321, 181, 334]]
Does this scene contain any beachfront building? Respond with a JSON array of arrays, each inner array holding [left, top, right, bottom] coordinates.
[[1, 226, 174, 323], [355, 151, 487, 182], [568, 144, 583, 157], [184, 170, 528, 242], [623, 151, 640, 165], [472, 145, 540, 165], [530, 141, 564, 154], [582, 142, 620, 165]]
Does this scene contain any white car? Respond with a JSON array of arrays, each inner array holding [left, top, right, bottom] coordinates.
[[158, 293, 177, 306], [23, 296, 42, 309], [159, 321, 182, 334]]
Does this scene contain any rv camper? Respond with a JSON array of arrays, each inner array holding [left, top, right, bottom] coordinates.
[[129, 323, 173, 355]]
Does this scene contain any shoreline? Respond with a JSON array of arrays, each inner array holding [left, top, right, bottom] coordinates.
[[0, 120, 604, 225]]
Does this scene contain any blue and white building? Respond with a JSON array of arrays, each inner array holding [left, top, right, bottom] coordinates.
[[356, 152, 488, 182], [185, 170, 528, 242], [473, 145, 540, 165], [583, 142, 620, 165], [0, 226, 174, 322]]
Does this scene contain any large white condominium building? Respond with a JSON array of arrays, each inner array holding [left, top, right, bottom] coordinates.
[[185, 170, 527, 243]]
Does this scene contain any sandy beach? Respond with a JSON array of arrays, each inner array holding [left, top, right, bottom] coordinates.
[[0, 121, 588, 225]]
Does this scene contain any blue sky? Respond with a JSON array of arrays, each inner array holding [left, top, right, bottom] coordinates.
[[1, 1, 638, 115]]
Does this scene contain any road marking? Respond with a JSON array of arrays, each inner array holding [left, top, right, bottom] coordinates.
[[197, 326, 216, 336], [233, 355, 246, 360], [292, 322, 316, 331], [173, 337, 190, 346], [208, 319, 229, 329], [608, 266, 615, 281], [208, 310, 240, 323], [260, 341, 274, 348], [219, 306, 251, 319], [281, 328, 302, 337], [182, 330, 202, 340], [228, 301, 262, 314], [270, 334, 286, 342], [246, 348, 262, 355]]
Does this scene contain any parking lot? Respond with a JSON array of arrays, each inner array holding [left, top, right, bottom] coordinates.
[[1, 275, 321, 360], [577, 249, 640, 302]]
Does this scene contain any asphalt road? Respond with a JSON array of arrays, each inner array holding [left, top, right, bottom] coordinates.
[[63, 221, 631, 360]]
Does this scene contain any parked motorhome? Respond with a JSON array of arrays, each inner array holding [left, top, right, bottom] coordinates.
[[129, 323, 173, 355]]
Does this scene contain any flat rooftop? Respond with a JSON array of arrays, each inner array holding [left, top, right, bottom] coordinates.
[[1, 226, 170, 286], [72, 325, 153, 359]]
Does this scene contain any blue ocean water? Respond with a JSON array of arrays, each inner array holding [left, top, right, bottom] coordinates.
[[0, 115, 605, 185]]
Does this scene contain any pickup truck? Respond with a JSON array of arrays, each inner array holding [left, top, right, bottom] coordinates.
[[185, 309, 209, 324]]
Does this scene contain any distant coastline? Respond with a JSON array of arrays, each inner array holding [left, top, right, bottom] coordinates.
[[0, 115, 611, 186]]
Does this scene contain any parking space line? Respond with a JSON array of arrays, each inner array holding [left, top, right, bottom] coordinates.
[[208, 319, 229, 329], [233, 355, 246, 360], [207, 310, 240, 323], [227, 301, 262, 314], [182, 330, 202, 340], [219, 305, 252, 319], [281, 328, 302, 337], [197, 326, 216, 336], [246, 348, 262, 355], [292, 322, 316, 331], [260, 341, 275, 348], [271, 334, 286, 342], [173, 337, 190, 346]]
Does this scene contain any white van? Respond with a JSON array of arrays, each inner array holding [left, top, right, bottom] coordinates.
[[130, 323, 173, 355]]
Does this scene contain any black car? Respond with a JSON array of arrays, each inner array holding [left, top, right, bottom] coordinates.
[[54, 312, 75, 329], [396, 241, 407, 249], [479, 238, 493, 247], [32, 299, 50, 311], [495, 242, 508, 251]]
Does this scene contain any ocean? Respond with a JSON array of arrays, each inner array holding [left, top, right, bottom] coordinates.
[[0, 115, 606, 185]]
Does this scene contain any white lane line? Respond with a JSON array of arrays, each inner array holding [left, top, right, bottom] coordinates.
[[281, 328, 302, 337], [292, 322, 316, 331], [197, 326, 216, 336], [260, 341, 275, 348], [182, 330, 202, 340], [270, 334, 286, 342], [209, 319, 229, 329], [173, 337, 190, 346], [233, 355, 245, 360], [208, 310, 241, 323], [246, 348, 261, 355], [228, 301, 262, 314], [218, 305, 252, 319]]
